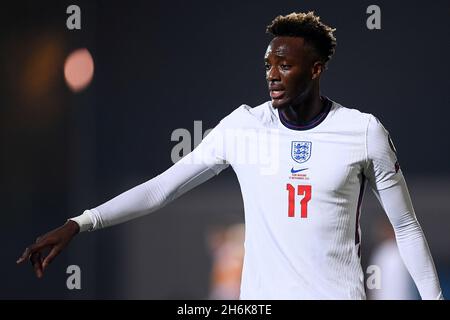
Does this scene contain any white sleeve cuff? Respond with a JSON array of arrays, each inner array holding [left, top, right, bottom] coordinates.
[[69, 210, 95, 232]]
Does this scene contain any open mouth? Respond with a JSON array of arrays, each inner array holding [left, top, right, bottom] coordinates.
[[270, 90, 285, 99]]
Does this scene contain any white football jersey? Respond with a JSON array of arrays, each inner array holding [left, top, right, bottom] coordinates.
[[71, 97, 443, 300], [193, 97, 437, 299]]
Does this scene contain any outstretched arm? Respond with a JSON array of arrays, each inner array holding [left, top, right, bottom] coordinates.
[[365, 115, 443, 300], [17, 121, 229, 276], [71, 149, 228, 231]]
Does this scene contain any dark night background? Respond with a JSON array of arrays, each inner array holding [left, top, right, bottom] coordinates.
[[1, 0, 449, 299]]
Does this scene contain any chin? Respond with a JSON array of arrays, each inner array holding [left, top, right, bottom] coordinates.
[[271, 99, 290, 109]]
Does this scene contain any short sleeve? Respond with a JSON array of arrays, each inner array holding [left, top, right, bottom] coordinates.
[[364, 115, 402, 190]]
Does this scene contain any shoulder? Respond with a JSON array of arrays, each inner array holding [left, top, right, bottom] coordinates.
[[330, 100, 372, 125], [337, 103, 395, 158], [365, 112, 390, 139], [329, 99, 388, 135], [219, 101, 277, 128]]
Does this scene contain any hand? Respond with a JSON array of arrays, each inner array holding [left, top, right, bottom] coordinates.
[[16, 220, 80, 278]]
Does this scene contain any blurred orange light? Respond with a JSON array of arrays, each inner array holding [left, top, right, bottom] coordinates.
[[64, 48, 94, 92]]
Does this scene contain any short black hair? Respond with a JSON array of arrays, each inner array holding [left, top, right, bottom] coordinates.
[[266, 12, 337, 68]]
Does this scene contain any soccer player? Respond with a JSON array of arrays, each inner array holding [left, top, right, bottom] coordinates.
[[17, 12, 443, 300]]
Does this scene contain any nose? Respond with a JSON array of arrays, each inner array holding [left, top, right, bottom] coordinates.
[[266, 66, 280, 82]]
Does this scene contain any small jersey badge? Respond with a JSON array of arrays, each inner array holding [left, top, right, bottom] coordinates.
[[291, 141, 312, 164]]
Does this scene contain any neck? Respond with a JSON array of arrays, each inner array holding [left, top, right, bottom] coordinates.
[[279, 84, 324, 125]]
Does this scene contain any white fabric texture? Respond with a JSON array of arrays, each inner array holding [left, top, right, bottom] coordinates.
[[69, 99, 443, 300]]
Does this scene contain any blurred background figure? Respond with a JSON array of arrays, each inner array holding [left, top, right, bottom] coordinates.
[[368, 218, 417, 300], [207, 223, 245, 300]]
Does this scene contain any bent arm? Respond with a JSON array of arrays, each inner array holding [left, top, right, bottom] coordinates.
[[372, 176, 443, 300]]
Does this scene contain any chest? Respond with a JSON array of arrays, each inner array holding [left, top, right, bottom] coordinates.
[[231, 129, 366, 193]]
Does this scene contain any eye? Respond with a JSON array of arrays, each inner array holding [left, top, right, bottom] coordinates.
[[280, 64, 291, 70], [264, 63, 271, 71]]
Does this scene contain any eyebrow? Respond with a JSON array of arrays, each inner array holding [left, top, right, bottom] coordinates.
[[264, 53, 288, 61], [268, 47, 289, 56], [275, 53, 287, 58]]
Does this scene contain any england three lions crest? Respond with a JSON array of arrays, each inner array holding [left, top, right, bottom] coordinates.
[[291, 141, 312, 164]]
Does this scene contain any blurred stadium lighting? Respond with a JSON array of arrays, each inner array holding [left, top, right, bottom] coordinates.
[[64, 48, 94, 92]]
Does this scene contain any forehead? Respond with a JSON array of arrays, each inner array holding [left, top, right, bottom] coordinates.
[[265, 36, 306, 59]]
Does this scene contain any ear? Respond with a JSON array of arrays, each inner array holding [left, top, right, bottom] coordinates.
[[311, 61, 324, 80]]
